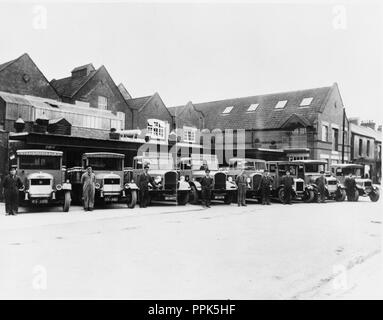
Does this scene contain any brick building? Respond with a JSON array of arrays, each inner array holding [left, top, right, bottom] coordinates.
[[349, 119, 382, 183], [51, 63, 132, 130], [170, 83, 351, 165], [0, 53, 59, 102]]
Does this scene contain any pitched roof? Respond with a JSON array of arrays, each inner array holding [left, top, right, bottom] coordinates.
[[118, 83, 132, 100], [0, 57, 16, 72], [350, 123, 382, 142], [171, 85, 335, 130], [50, 68, 97, 98], [124, 95, 152, 110]]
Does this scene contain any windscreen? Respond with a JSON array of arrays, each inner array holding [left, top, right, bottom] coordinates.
[[191, 159, 218, 171], [87, 157, 122, 171], [305, 163, 326, 173], [19, 156, 61, 170]]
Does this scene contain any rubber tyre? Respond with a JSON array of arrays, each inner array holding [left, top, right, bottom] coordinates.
[[224, 192, 233, 204], [177, 191, 189, 205], [278, 188, 285, 203], [63, 191, 71, 212], [127, 190, 137, 209], [303, 190, 315, 203], [369, 190, 380, 202], [189, 186, 199, 205], [335, 189, 346, 202]]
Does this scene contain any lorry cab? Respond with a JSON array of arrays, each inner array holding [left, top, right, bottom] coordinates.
[[267, 161, 313, 203], [16, 149, 71, 211], [330, 164, 379, 202], [80, 152, 138, 208]]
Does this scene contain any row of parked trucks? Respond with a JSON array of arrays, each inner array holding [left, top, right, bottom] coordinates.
[[12, 149, 380, 212]]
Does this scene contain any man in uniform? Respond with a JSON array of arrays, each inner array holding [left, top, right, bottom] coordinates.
[[81, 166, 96, 211], [315, 170, 327, 203], [260, 170, 273, 205], [344, 172, 357, 201], [138, 165, 156, 208], [235, 170, 247, 206], [281, 169, 294, 205], [201, 169, 213, 208], [1, 167, 24, 216]]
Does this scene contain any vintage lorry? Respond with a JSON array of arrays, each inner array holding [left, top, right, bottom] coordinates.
[[68, 152, 138, 208], [329, 163, 380, 202], [16, 149, 72, 211], [227, 157, 267, 202], [127, 153, 191, 205], [267, 161, 315, 203], [177, 154, 237, 204], [292, 160, 346, 202]]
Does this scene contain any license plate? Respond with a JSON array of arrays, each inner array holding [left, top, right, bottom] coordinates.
[[105, 197, 118, 202], [214, 195, 225, 200], [33, 199, 48, 204], [165, 196, 176, 201]]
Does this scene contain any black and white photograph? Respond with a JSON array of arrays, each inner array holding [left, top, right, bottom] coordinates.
[[0, 0, 382, 303]]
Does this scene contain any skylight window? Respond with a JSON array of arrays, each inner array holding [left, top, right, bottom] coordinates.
[[300, 97, 313, 107], [275, 100, 287, 109], [247, 104, 259, 112], [222, 106, 234, 114]]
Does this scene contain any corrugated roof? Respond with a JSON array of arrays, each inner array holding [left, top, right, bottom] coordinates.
[[170, 85, 334, 130]]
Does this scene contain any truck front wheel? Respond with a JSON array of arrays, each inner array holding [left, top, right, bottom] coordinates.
[[189, 186, 199, 205], [369, 190, 380, 202], [63, 191, 71, 212], [335, 189, 346, 202], [177, 191, 189, 205], [303, 189, 315, 203], [127, 190, 137, 209]]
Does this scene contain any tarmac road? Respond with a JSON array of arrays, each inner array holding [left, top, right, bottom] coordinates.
[[0, 197, 381, 299]]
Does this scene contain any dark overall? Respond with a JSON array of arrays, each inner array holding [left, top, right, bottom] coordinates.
[[138, 172, 155, 208], [235, 174, 247, 206], [261, 175, 273, 205], [201, 176, 213, 207], [344, 176, 357, 201], [1, 174, 23, 215], [281, 175, 294, 204], [315, 175, 326, 203]]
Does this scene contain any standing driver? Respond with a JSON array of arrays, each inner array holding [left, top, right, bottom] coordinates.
[[281, 169, 294, 205], [81, 165, 96, 212], [315, 170, 327, 203], [235, 170, 247, 207], [260, 170, 273, 205], [138, 165, 156, 208], [201, 169, 213, 208], [344, 172, 357, 201], [1, 167, 24, 216]]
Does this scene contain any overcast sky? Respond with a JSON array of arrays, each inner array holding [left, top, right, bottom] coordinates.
[[0, 1, 382, 121]]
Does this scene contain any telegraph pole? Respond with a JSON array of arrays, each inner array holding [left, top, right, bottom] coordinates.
[[341, 107, 346, 163]]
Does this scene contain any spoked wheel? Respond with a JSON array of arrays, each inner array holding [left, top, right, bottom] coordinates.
[[303, 189, 315, 203], [177, 191, 189, 205], [63, 191, 71, 212], [224, 192, 233, 204], [369, 190, 380, 202], [335, 189, 346, 202], [126, 190, 137, 209], [278, 188, 285, 203], [189, 186, 199, 205]]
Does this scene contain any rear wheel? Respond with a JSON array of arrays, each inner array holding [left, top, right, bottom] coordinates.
[[177, 191, 189, 205], [127, 190, 137, 209], [278, 188, 285, 203], [189, 185, 199, 205], [63, 191, 71, 212], [224, 192, 233, 204], [369, 190, 380, 202], [303, 189, 315, 203], [335, 189, 346, 202]]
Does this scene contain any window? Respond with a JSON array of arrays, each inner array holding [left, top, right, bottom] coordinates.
[[147, 119, 165, 139], [300, 97, 313, 107], [222, 106, 233, 114], [332, 128, 339, 151], [275, 100, 287, 109], [247, 104, 259, 112], [367, 140, 370, 157], [322, 125, 329, 142], [183, 127, 196, 143], [359, 139, 363, 156], [98, 96, 108, 110], [19, 156, 60, 170]]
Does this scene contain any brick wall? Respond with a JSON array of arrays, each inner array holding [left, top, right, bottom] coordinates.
[[0, 54, 59, 100]]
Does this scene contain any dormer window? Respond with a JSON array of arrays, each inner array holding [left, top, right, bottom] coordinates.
[[98, 96, 108, 110], [222, 106, 233, 114], [275, 100, 287, 109], [247, 104, 259, 112], [300, 97, 313, 107], [183, 126, 197, 143]]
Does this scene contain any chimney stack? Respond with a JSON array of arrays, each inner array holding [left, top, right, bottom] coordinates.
[[348, 117, 360, 125], [360, 120, 376, 131]]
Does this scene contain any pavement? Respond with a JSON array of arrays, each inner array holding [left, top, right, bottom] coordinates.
[[0, 198, 382, 300]]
